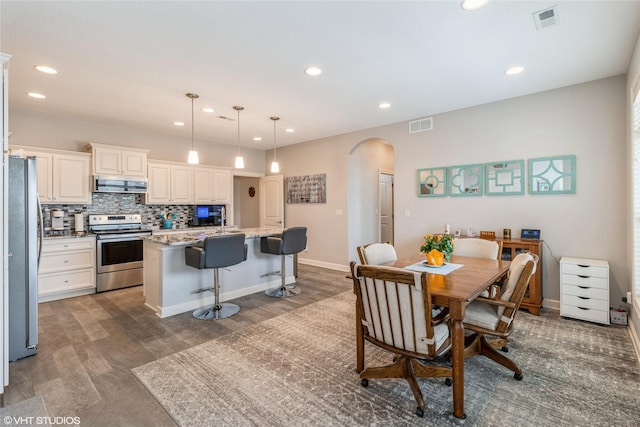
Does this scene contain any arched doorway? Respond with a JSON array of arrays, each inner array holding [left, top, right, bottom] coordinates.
[[347, 138, 394, 262]]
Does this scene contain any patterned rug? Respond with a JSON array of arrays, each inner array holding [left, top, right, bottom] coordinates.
[[132, 291, 640, 426]]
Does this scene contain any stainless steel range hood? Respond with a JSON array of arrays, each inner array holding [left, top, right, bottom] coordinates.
[[92, 175, 147, 193]]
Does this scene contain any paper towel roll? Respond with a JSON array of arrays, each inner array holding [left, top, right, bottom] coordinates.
[[74, 213, 84, 233]]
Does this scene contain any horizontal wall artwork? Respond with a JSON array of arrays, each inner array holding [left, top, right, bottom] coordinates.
[[418, 155, 575, 197], [286, 173, 327, 204]]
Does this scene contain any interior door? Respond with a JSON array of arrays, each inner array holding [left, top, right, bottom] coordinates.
[[260, 174, 284, 227], [379, 173, 394, 244]]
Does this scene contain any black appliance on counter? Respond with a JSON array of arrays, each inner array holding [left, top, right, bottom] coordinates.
[[191, 204, 226, 227]]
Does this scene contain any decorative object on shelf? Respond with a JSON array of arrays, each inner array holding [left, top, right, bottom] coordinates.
[[233, 106, 245, 169], [485, 159, 524, 195], [449, 163, 483, 196], [286, 173, 327, 204], [479, 230, 495, 239], [528, 155, 576, 194], [270, 116, 280, 173], [420, 233, 454, 264], [503, 228, 511, 239], [417, 167, 447, 197], [248, 186, 256, 198], [186, 93, 199, 165]]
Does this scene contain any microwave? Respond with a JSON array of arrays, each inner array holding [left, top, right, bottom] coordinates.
[[191, 204, 226, 226]]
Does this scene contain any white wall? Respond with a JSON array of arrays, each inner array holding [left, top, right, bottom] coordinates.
[[276, 76, 628, 308], [626, 31, 640, 354]]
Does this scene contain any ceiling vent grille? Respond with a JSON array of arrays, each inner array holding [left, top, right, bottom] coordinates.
[[533, 5, 558, 30], [408, 117, 433, 134]]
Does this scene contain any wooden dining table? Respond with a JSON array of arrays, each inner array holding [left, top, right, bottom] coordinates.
[[388, 254, 510, 419]]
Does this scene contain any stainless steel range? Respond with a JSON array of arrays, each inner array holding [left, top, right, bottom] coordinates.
[[89, 213, 151, 292]]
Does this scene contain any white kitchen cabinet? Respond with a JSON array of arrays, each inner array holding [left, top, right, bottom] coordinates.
[[89, 143, 148, 177], [194, 166, 232, 203], [39, 236, 96, 302], [560, 257, 610, 325], [146, 162, 193, 204], [10, 146, 91, 204]]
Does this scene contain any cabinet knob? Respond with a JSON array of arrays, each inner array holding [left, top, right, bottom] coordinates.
[[64, 259, 69, 263]]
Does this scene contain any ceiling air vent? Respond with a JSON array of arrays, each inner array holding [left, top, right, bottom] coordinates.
[[408, 117, 433, 134], [533, 5, 558, 30]]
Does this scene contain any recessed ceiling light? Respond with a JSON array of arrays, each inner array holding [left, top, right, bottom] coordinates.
[[285, 128, 295, 133], [505, 66, 525, 75], [34, 65, 58, 74], [173, 121, 185, 126], [27, 92, 46, 99], [461, 0, 489, 11], [304, 67, 322, 76], [202, 107, 215, 113], [378, 102, 391, 109], [253, 137, 262, 141]]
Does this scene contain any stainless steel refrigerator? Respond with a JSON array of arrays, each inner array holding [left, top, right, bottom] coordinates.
[[8, 156, 41, 361]]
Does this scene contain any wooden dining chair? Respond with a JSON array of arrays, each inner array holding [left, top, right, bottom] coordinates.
[[462, 252, 538, 380], [350, 262, 452, 418], [452, 237, 501, 260], [356, 242, 397, 265], [453, 238, 504, 297]]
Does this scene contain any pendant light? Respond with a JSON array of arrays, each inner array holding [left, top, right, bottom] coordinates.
[[186, 93, 199, 164], [233, 106, 245, 169], [270, 116, 280, 173]]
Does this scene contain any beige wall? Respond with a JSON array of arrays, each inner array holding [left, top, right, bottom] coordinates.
[[7, 73, 630, 315], [8, 105, 266, 171], [275, 76, 628, 309]]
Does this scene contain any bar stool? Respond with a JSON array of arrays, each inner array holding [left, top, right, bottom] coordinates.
[[184, 233, 247, 320], [260, 227, 307, 298]]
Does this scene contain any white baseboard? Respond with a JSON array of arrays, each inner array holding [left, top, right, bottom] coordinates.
[[543, 298, 560, 311], [298, 258, 349, 272]]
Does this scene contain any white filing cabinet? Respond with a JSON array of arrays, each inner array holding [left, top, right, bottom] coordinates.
[[39, 236, 96, 302], [560, 257, 609, 325]]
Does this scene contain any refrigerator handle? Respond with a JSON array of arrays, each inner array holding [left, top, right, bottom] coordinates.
[[37, 195, 43, 267]]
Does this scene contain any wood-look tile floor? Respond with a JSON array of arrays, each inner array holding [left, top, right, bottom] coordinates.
[[1, 264, 352, 426]]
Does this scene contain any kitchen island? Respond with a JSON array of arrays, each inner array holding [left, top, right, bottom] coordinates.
[[143, 227, 292, 318]]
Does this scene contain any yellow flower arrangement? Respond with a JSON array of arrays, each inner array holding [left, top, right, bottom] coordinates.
[[420, 233, 454, 265]]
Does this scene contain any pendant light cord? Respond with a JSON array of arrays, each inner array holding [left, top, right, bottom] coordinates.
[[191, 96, 195, 151]]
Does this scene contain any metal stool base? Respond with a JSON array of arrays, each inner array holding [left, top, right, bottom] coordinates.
[[193, 303, 240, 320], [265, 285, 301, 298]]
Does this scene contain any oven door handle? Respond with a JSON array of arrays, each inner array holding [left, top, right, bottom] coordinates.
[[97, 235, 148, 242]]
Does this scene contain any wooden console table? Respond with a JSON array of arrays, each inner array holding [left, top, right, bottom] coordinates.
[[497, 238, 543, 315]]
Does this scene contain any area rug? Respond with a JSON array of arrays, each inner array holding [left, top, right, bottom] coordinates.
[[132, 291, 640, 426]]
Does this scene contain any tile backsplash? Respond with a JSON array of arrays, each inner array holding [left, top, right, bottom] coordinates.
[[43, 193, 199, 231]]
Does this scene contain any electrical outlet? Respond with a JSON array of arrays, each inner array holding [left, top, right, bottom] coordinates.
[[627, 291, 632, 302]]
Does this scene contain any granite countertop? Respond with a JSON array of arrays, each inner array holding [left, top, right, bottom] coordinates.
[[144, 227, 284, 246]]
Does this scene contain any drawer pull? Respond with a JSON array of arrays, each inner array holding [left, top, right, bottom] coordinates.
[[577, 264, 589, 268], [578, 286, 590, 289], [64, 280, 69, 283], [577, 307, 589, 310], [577, 275, 590, 278], [578, 296, 590, 300], [64, 260, 69, 263]]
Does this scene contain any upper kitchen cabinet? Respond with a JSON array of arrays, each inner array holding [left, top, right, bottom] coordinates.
[[87, 143, 149, 178], [193, 166, 232, 204], [10, 146, 92, 204], [146, 161, 193, 204]]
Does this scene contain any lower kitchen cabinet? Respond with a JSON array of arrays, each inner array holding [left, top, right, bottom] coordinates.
[[560, 256, 610, 325], [39, 236, 96, 302]]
